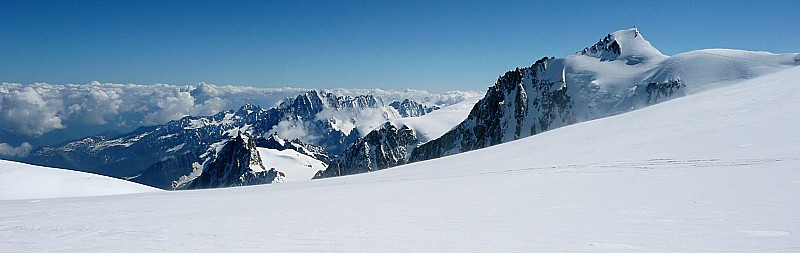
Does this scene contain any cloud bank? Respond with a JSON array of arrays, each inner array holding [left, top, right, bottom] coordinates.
[[0, 142, 32, 158], [0, 81, 480, 149]]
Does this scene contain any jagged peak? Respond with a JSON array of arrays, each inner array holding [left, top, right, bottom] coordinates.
[[380, 121, 396, 129], [302, 89, 326, 101], [267, 132, 281, 139], [278, 89, 390, 111], [389, 98, 437, 117], [275, 89, 326, 111], [265, 132, 286, 146], [232, 130, 246, 143], [389, 98, 418, 106], [340, 93, 383, 106], [578, 27, 667, 63], [236, 102, 261, 114], [298, 89, 323, 99]]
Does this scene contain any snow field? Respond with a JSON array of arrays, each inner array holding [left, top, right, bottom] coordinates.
[[1, 66, 798, 252]]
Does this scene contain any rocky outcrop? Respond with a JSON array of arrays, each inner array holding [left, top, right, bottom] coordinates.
[[316, 122, 417, 178], [255, 133, 330, 164], [409, 57, 575, 162], [180, 133, 283, 190], [389, 99, 439, 117]]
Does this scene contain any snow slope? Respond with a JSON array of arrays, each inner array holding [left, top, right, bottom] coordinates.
[[409, 29, 799, 164], [0, 160, 160, 200], [390, 96, 482, 143], [256, 147, 326, 181], [562, 28, 798, 122], [1, 67, 799, 251]]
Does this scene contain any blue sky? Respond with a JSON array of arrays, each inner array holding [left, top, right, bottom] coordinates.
[[1, 0, 797, 91]]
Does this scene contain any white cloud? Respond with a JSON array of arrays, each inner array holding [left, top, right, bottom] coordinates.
[[0, 82, 308, 139], [142, 90, 197, 125], [269, 118, 316, 142], [0, 81, 480, 146], [66, 88, 123, 125], [0, 87, 64, 136], [353, 108, 392, 135], [189, 82, 220, 104], [325, 88, 482, 107], [0, 142, 33, 158], [141, 89, 231, 125], [314, 107, 392, 137]]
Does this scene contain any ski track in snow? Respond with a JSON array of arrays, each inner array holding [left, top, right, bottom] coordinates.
[[1, 159, 797, 252], [473, 157, 799, 176]]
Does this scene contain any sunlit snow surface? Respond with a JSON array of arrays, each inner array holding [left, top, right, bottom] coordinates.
[[2, 67, 799, 252], [256, 147, 326, 182], [391, 96, 483, 143], [0, 160, 160, 200]]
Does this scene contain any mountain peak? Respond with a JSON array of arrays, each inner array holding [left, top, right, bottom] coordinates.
[[237, 103, 261, 114], [578, 27, 667, 64], [265, 133, 286, 146]]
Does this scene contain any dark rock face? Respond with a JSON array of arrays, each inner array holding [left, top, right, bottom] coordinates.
[[409, 57, 575, 162], [645, 80, 686, 105], [408, 56, 686, 164], [389, 99, 439, 117], [580, 33, 622, 61], [181, 133, 282, 190], [316, 122, 417, 178]]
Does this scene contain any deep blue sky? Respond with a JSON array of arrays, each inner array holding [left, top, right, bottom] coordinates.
[[1, 0, 797, 91]]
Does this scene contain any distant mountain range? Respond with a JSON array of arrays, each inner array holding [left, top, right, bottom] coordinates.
[[318, 28, 799, 178], [19, 91, 442, 189]]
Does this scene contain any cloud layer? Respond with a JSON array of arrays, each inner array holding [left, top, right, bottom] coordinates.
[[0, 142, 32, 158], [0, 81, 481, 151]]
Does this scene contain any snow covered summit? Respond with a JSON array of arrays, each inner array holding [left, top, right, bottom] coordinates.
[[409, 28, 800, 163], [579, 27, 667, 64]]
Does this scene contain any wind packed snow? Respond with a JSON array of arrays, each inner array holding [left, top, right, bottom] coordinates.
[[0, 160, 160, 200], [256, 147, 326, 181], [1, 64, 798, 251]]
